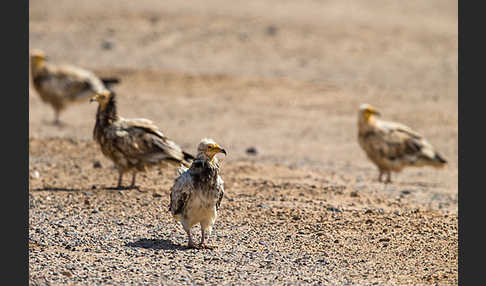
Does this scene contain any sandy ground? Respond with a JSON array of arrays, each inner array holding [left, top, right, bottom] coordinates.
[[29, 0, 458, 285]]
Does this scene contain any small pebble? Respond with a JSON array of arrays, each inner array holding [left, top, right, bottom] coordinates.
[[246, 147, 258, 155], [31, 170, 40, 179], [101, 39, 115, 50], [327, 206, 343, 212], [265, 25, 279, 36]]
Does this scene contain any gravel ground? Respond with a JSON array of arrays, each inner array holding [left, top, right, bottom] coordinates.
[[29, 0, 457, 285], [29, 139, 457, 285]]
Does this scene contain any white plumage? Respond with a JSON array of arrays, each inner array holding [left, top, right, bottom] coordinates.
[[169, 138, 227, 249]]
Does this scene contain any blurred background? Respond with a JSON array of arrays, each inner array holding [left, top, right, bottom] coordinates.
[[29, 0, 457, 197]]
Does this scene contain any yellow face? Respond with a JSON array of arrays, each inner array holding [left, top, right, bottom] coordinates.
[[30, 51, 46, 69], [205, 143, 227, 159], [90, 91, 111, 107], [361, 106, 380, 121]]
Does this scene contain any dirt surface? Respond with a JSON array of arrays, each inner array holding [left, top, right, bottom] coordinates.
[[29, 0, 458, 285]]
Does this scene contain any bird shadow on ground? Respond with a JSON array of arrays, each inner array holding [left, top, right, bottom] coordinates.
[[394, 181, 441, 189], [40, 119, 65, 128], [32, 187, 82, 192], [126, 238, 188, 251], [104, 186, 141, 191]]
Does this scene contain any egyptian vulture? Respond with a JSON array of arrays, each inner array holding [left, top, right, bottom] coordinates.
[[90, 90, 194, 189], [169, 138, 226, 249], [358, 103, 447, 183], [30, 49, 119, 125]]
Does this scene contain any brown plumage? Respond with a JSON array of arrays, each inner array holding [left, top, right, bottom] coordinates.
[[30, 49, 120, 125], [358, 104, 447, 183], [91, 90, 194, 189]]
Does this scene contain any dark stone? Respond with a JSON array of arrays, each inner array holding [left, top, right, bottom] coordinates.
[[246, 147, 258, 155], [400, 189, 412, 195], [265, 25, 279, 36], [327, 206, 343, 212], [101, 40, 115, 50]]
